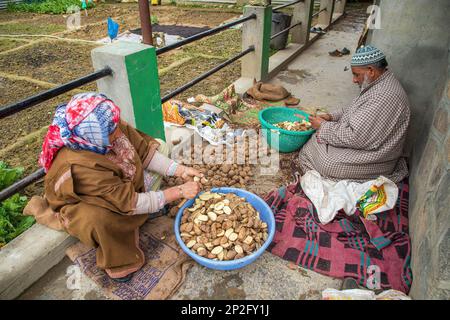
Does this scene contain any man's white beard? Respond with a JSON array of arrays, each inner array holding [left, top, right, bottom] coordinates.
[[360, 73, 372, 92]]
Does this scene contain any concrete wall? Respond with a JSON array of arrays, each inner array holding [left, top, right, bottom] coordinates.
[[368, 0, 449, 299]]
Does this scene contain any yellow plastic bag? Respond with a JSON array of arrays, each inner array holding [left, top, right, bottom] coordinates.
[[162, 100, 186, 125]]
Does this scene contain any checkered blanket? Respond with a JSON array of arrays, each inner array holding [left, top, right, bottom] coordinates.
[[264, 179, 412, 293]]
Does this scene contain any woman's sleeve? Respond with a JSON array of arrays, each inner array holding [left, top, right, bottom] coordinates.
[[69, 164, 138, 215], [146, 151, 179, 177], [70, 164, 168, 215]]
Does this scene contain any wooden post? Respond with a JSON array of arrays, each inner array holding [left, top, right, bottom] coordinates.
[[291, 0, 314, 46], [138, 0, 153, 45]]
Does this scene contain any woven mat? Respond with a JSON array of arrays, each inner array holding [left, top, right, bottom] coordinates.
[[66, 216, 194, 300]]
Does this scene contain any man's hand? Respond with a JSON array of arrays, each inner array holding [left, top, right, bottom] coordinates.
[[317, 113, 332, 121], [309, 116, 326, 130]]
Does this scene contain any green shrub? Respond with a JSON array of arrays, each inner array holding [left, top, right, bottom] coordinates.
[[8, 0, 95, 15], [151, 14, 159, 25], [0, 162, 34, 248]]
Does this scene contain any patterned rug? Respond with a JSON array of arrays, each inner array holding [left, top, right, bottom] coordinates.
[[66, 216, 193, 300], [264, 179, 412, 294]]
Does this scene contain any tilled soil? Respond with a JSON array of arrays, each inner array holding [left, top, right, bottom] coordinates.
[[133, 24, 210, 38], [0, 40, 99, 84], [0, 76, 74, 150], [183, 29, 242, 58], [157, 50, 192, 70], [159, 55, 241, 102]]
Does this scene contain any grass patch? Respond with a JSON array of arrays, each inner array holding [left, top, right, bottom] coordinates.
[[174, 1, 242, 13], [0, 38, 29, 51], [8, 0, 95, 15], [0, 22, 65, 35], [183, 29, 242, 59]]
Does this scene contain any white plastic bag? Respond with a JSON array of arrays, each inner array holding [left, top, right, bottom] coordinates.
[[322, 288, 411, 300], [301, 171, 399, 224], [322, 288, 376, 300]]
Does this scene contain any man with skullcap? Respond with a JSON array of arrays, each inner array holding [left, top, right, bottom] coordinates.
[[296, 45, 410, 182]]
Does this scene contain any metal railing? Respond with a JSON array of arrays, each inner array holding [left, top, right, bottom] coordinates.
[[0, 67, 112, 120], [312, 7, 327, 18], [271, 22, 302, 40], [161, 46, 255, 103], [270, 0, 304, 43], [155, 14, 256, 56], [0, 169, 45, 203], [273, 0, 303, 11], [0, 12, 259, 203]]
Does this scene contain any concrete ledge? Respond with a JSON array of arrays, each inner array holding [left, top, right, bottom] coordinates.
[[0, 224, 76, 300], [268, 43, 306, 79], [233, 77, 256, 95]]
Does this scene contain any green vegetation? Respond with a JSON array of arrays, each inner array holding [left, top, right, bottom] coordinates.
[[151, 14, 159, 25], [173, 2, 242, 13], [8, 0, 95, 15], [0, 162, 34, 248]]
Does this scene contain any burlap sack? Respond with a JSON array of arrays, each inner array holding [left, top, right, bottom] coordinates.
[[246, 80, 291, 101]]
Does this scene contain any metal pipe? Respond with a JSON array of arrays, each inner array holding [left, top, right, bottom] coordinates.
[[156, 14, 257, 56], [273, 0, 303, 11], [0, 168, 45, 203], [270, 22, 302, 40], [161, 46, 255, 103], [138, 0, 153, 45], [0, 67, 113, 120], [312, 7, 327, 18]]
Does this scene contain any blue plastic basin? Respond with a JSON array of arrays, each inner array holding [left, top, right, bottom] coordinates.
[[174, 187, 275, 271]]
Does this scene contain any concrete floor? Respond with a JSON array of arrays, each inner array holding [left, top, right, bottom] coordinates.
[[18, 11, 365, 301], [270, 30, 360, 114]]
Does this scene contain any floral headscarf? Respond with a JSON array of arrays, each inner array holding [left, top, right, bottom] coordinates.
[[39, 92, 121, 172]]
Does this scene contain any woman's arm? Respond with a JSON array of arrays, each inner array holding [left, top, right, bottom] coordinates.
[[135, 181, 201, 214]]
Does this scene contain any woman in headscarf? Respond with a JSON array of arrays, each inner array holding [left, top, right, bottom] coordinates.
[[31, 92, 202, 282]]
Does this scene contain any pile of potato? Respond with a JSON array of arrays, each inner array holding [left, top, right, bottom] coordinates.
[[164, 163, 253, 189], [179, 191, 269, 261], [164, 138, 258, 189]]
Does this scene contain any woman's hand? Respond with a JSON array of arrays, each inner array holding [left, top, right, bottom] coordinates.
[[179, 181, 202, 199], [175, 165, 203, 181], [163, 181, 202, 203]]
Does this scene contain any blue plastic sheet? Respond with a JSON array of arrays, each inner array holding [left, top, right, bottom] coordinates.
[[107, 17, 119, 41]]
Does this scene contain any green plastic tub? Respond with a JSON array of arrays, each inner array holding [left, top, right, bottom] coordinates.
[[258, 107, 315, 153]]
